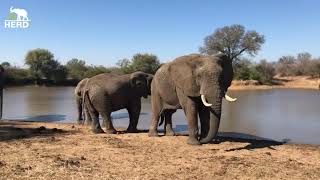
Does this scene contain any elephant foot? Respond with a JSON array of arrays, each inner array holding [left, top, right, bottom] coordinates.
[[77, 120, 83, 125], [148, 130, 159, 137], [126, 128, 139, 133], [187, 138, 201, 145], [92, 128, 104, 134], [84, 120, 92, 126], [105, 129, 117, 134], [165, 130, 175, 136]]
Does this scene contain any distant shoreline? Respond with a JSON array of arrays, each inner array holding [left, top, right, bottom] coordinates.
[[4, 76, 320, 91], [230, 76, 320, 90]]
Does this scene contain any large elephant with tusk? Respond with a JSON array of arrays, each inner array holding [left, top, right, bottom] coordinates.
[[148, 54, 237, 145]]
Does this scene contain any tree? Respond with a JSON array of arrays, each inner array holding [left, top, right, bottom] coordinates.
[[116, 58, 132, 74], [296, 52, 312, 75], [130, 53, 160, 74], [25, 49, 55, 82], [117, 53, 161, 74], [1, 62, 11, 68], [199, 24, 265, 63], [83, 65, 110, 78], [51, 64, 68, 83], [255, 60, 275, 84], [233, 58, 252, 80], [66, 58, 88, 80], [276, 55, 297, 76], [25, 49, 67, 84], [307, 59, 320, 78]]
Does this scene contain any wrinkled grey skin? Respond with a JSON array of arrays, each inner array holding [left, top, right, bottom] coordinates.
[[149, 54, 233, 145], [74, 78, 91, 125], [0, 65, 4, 119], [83, 71, 153, 134]]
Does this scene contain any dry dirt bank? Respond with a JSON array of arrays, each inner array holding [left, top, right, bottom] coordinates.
[[1, 120, 320, 179], [230, 76, 320, 90]]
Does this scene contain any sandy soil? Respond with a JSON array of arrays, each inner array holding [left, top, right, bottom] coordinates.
[[1, 120, 320, 179], [230, 76, 320, 90]]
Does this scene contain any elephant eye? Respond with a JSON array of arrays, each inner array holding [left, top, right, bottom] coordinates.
[[136, 81, 143, 86]]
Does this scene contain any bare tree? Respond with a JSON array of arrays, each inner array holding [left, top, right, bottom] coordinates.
[[199, 24, 265, 63]]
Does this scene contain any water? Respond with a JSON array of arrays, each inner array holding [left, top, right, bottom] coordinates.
[[2, 86, 320, 144]]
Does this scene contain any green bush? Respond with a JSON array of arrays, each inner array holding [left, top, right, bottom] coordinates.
[[254, 60, 275, 84], [116, 53, 161, 74]]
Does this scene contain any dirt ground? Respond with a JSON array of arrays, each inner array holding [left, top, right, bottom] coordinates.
[[230, 76, 320, 90], [1, 121, 320, 179]]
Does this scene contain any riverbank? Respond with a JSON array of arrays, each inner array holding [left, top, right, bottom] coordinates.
[[230, 76, 320, 90], [1, 120, 320, 179], [5, 76, 319, 91]]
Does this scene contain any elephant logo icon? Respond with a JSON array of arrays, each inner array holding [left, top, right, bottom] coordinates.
[[9, 6, 29, 21], [4, 6, 31, 29]]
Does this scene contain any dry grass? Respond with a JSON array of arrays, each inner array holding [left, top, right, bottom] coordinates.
[[1, 120, 320, 179]]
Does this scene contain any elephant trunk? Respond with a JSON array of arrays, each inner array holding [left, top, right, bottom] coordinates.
[[199, 91, 222, 143], [199, 102, 221, 143]]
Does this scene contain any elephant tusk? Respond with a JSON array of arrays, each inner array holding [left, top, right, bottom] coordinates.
[[225, 94, 237, 102], [201, 95, 212, 107]]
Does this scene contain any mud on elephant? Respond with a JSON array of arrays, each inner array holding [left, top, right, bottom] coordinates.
[[148, 54, 237, 145], [83, 71, 153, 134]]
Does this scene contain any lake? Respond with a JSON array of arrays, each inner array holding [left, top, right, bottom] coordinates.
[[2, 86, 320, 144]]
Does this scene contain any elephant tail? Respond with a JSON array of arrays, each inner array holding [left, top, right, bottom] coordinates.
[[158, 113, 165, 126], [82, 80, 94, 119]]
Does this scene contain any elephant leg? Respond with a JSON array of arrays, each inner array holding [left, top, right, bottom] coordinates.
[[100, 111, 116, 134], [76, 96, 83, 124], [89, 109, 104, 133], [127, 100, 141, 133], [149, 91, 162, 137], [164, 110, 175, 136], [198, 104, 210, 139], [84, 105, 92, 126], [85, 89, 104, 133], [181, 97, 200, 145], [93, 95, 116, 134]]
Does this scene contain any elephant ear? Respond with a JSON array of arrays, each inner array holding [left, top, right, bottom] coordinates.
[[170, 61, 201, 97]]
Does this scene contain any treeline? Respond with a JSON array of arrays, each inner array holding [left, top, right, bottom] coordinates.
[[234, 52, 320, 85], [2, 49, 161, 86], [2, 49, 320, 87]]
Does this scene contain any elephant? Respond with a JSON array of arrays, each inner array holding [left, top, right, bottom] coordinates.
[[148, 53, 237, 145], [75, 78, 91, 125], [83, 71, 153, 134], [0, 65, 4, 119], [10, 7, 29, 21]]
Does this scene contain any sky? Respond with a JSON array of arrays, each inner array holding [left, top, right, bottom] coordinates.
[[1, 0, 320, 67]]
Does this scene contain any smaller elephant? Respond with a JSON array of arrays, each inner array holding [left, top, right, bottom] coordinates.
[[75, 78, 91, 125], [83, 71, 153, 134]]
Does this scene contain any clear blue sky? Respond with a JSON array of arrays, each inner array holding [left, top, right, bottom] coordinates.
[[1, 0, 320, 67]]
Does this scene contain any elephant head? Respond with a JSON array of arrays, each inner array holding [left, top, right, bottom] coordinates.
[[0, 65, 4, 119], [172, 54, 236, 143], [130, 71, 153, 98]]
